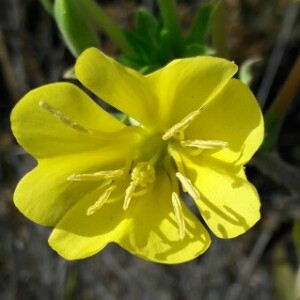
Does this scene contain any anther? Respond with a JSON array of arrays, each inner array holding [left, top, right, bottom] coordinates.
[[68, 169, 124, 181], [176, 172, 200, 200], [172, 192, 186, 240], [87, 185, 116, 216], [124, 182, 135, 210], [168, 146, 186, 177], [162, 109, 202, 141], [39, 100, 93, 134], [181, 139, 228, 149]]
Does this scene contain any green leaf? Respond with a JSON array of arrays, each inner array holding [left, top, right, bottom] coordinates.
[[187, 3, 214, 45], [157, 0, 184, 56], [239, 58, 261, 86], [184, 43, 215, 57], [54, 0, 100, 57], [158, 28, 173, 64], [119, 54, 160, 74], [77, 0, 134, 56], [260, 112, 281, 153], [64, 269, 77, 300], [135, 8, 160, 47], [39, 0, 54, 16], [139, 64, 160, 74], [62, 66, 76, 79], [118, 55, 144, 70], [123, 30, 155, 64]]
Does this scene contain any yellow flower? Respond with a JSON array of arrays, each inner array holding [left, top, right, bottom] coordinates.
[[11, 48, 264, 264]]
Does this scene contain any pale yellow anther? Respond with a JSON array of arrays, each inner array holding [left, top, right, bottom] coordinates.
[[181, 139, 228, 149], [68, 169, 124, 181], [87, 185, 116, 216], [176, 172, 200, 200], [124, 182, 135, 210], [168, 146, 186, 177], [172, 192, 186, 240], [162, 109, 202, 140], [39, 100, 92, 134]]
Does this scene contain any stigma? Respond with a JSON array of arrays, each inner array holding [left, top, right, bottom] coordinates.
[[123, 162, 155, 210]]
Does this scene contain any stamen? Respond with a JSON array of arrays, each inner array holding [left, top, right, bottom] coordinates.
[[39, 100, 92, 134], [124, 182, 135, 210], [162, 109, 202, 140], [132, 189, 150, 197], [68, 169, 124, 181], [181, 139, 228, 149], [176, 172, 200, 200], [87, 185, 116, 215], [172, 192, 186, 240], [168, 146, 186, 177]]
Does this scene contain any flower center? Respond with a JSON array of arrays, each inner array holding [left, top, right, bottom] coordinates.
[[60, 101, 229, 241]]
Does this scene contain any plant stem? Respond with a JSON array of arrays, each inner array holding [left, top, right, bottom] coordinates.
[[262, 54, 300, 152], [211, 0, 228, 59], [157, 0, 184, 56], [77, 0, 135, 56]]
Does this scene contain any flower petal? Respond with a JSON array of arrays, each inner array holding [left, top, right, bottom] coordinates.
[[146, 56, 238, 129], [186, 79, 264, 165], [119, 171, 211, 263], [11, 82, 126, 159], [49, 185, 129, 259], [49, 171, 211, 263], [75, 48, 158, 127], [14, 143, 135, 226], [183, 155, 261, 238]]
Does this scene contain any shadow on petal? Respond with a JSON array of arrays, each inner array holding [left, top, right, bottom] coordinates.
[[118, 171, 211, 263], [183, 155, 261, 239]]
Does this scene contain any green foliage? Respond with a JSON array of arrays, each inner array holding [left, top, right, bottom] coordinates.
[[120, 1, 216, 73], [260, 113, 281, 153], [239, 58, 260, 86], [54, 0, 100, 57], [135, 8, 160, 42], [39, 0, 54, 16], [45, 0, 216, 72], [64, 269, 78, 300], [187, 3, 214, 45]]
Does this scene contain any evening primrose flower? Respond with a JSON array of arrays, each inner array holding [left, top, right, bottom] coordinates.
[[11, 48, 263, 264]]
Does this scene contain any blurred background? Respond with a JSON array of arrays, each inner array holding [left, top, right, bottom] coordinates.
[[1, 0, 300, 299]]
